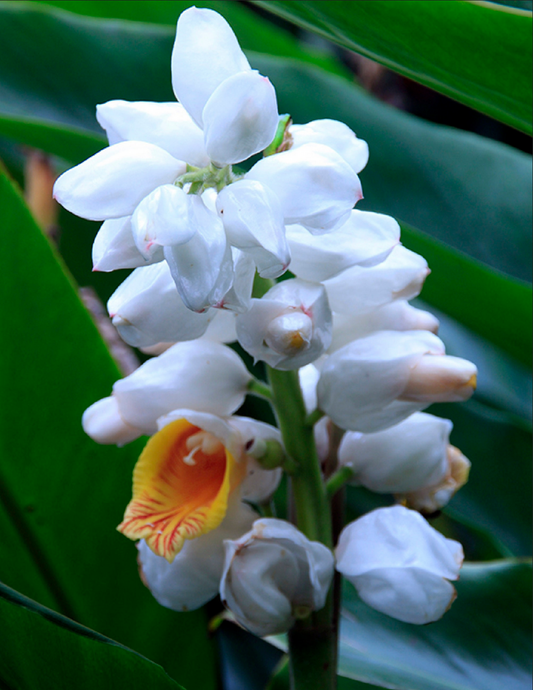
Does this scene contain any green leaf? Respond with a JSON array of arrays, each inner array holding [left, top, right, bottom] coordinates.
[[35, 0, 349, 77], [251, 0, 533, 133], [338, 560, 532, 690], [0, 583, 184, 690], [0, 166, 217, 689]]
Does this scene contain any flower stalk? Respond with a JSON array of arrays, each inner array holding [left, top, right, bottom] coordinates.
[[267, 366, 337, 689]]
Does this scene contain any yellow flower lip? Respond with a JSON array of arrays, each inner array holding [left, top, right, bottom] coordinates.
[[118, 418, 245, 562]]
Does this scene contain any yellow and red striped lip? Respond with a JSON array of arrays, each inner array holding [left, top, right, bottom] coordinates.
[[118, 418, 245, 562]]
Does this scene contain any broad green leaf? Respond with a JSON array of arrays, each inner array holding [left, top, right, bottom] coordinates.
[[0, 167, 217, 690], [36, 0, 349, 78], [0, 583, 183, 690], [252, 0, 533, 133], [338, 560, 532, 690]]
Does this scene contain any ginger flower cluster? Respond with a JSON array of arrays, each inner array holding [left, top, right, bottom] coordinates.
[[56, 8, 477, 636]]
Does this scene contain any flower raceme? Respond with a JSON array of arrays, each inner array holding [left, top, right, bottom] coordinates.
[[72, 5, 480, 643]]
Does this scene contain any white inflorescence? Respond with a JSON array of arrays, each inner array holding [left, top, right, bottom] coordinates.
[[62, 7, 477, 633]]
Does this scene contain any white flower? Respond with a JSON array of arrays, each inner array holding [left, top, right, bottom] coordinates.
[[317, 331, 477, 432], [220, 518, 334, 636], [246, 143, 362, 233], [171, 7, 278, 165], [336, 505, 464, 624], [118, 410, 283, 561], [338, 412, 455, 494], [328, 301, 439, 353], [82, 340, 252, 443], [236, 279, 332, 370], [289, 119, 369, 174], [286, 210, 400, 282], [323, 245, 429, 317], [137, 498, 257, 612]]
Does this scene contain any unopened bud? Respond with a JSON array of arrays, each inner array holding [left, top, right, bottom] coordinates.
[[82, 396, 141, 446], [399, 445, 471, 513], [265, 311, 313, 355], [220, 519, 334, 636], [401, 355, 477, 403]]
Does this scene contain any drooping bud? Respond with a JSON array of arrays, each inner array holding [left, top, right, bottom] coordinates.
[[398, 445, 471, 514], [286, 210, 400, 282], [82, 395, 141, 446], [336, 505, 463, 624], [220, 519, 334, 636], [317, 331, 477, 433], [236, 279, 332, 370], [323, 245, 429, 317], [338, 412, 454, 494], [107, 262, 213, 348]]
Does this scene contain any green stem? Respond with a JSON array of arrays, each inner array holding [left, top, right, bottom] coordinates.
[[247, 377, 273, 401], [326, 466, 354, 499], [266, 366, 336, 690], [305, 408, 325, 427]]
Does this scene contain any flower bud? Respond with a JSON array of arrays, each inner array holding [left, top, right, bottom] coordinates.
[[336, 505, 463, 624], [131, 184, 195, 260], [92, 217, 161, 272], [338, 413, 453, 494], [400, 355, 478, 403], [323, 245, 429, 317], [246, 142, 362, 233], [286, 210, 399, 282], [84, 341, 252, 440], [289, 119, 369, 174], [317, 331, 476, 433], [107, 262, 213, 348], [220, 519, 334, 636], [329, 301, 439, 353], [236, 279, 332, 370], [399, 445, 471, 514], [82, 396, 141, 446]]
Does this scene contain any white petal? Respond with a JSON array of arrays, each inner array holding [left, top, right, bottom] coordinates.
[[247, 143, 362, 233], [82, 396, 141, 445], [236, 279, 332, 370], [113, 340, 252, 432], [401, 355, 478, 403], [338, 413, 452, 493], [336, 505, 463, 623], [286, 210, 400, 282], [96, 100, 210, 167], [138, 498, 257, 612], [217, 180, 290, 279], [108, 263, 212, 348], [290, 119, 369, 173], [218, 249, 255, 314], [298, 364, 320, 414], [323, 245, 429, 317], [164, 196, 234, 312], [203, 71, 279, 165], [328, 301, 440, 353], [220, 519, 334, 636], [92, 217, 163, 272], [131, 185, 195, 260], [317, 331, 445, 432], [53, 142, 186, 220], [202, 309, 238, 343], [172, 7, 250, 126]]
